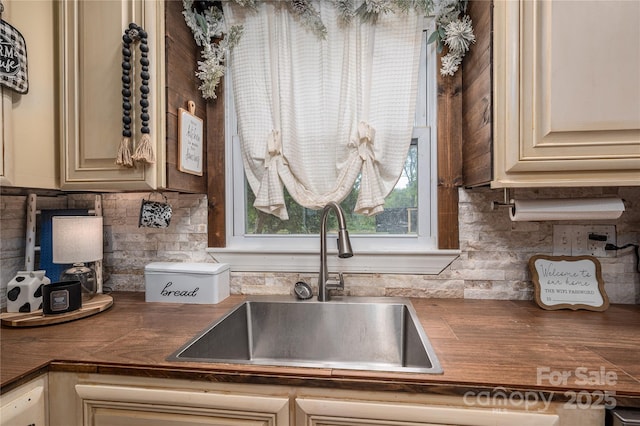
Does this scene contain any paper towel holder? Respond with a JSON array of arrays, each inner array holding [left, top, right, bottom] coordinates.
[[491, 189, 625, 221], [491, 188, 514, 210]]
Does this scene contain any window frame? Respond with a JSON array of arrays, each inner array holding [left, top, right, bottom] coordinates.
[[207, 17, 460, 273]]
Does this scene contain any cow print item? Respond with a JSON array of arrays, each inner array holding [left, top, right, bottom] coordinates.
[[139, 192, 172, 228], [7, 286, 20, 301], [6, 271, 49, 313]]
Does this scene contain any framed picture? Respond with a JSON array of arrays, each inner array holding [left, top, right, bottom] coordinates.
[[529, 255, 609, 311], [178, 102, 203, 176]]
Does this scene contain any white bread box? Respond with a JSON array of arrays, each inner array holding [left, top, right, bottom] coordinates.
[[144, 262, 230, 304]]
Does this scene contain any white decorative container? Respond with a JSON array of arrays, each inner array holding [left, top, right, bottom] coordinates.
[[7, 271, 51, 313], [144, 262, 230, 304]]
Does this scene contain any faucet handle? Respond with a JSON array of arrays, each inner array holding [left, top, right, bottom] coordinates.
[[325, 272, 345, 290]]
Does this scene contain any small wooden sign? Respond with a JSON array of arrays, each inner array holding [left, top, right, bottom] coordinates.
[[529, 255, 609, 311], [178, 101, 203, 176], [0, 19, 29, 94]]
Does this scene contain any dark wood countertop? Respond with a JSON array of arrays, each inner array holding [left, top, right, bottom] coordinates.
[[2, 293, 639, 405]]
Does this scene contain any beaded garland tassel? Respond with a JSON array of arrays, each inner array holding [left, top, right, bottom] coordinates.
[[117, 23, 155, 167]]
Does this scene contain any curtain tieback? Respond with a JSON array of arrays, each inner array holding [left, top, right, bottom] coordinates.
[[265, 129, 282, 167], [353, 121, 376, 161]]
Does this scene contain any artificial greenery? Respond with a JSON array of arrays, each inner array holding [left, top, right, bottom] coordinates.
[[182, 0, 243, 99], [182, 0, 474, 100]]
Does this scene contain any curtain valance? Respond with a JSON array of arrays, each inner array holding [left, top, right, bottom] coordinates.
[[224, 2, 422, 220]]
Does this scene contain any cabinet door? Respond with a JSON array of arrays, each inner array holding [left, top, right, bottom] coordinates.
[[0, 374, 48, 426], [58, 0, 165, 191], [493, 0, 640, 187], [1, 0, 59, 189], [295, 397, 560, 426], [74, 383, 289, 426]]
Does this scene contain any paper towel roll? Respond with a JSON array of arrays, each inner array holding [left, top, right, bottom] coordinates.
[[509, 197, 625, 222]]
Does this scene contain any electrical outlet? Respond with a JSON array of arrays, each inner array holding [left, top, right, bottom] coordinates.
[[585, 225, 616, 257], [552, 225, 573, 256], [553, 225, 617, 257], [573, 226, 589, 255]]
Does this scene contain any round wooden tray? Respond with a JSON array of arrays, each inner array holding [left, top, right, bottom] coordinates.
[[1, 294, 113, 327]]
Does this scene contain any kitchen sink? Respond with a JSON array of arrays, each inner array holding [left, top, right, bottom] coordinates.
[[168, 296, 442, 374]]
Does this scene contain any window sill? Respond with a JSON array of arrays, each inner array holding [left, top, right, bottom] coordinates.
[[206, 248, 460, 275]]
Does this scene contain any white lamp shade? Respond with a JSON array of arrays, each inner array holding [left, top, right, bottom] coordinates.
[[52, 216, 103, 264]]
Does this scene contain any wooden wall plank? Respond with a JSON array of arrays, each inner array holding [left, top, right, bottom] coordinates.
[[461, 0, 493, 187], [437, 69, 463, 250], [207, 80, 226, 247], [164, 0, 207, 193]]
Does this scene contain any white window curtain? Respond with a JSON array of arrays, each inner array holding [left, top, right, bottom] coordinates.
[[223, 2, 423, 220]]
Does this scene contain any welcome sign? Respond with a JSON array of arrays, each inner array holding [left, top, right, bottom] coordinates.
[[0, 19, 28, 94], [529, 255, 609, 311]]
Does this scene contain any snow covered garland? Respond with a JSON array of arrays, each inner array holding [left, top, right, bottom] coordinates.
[[182, 0, 475, 100]]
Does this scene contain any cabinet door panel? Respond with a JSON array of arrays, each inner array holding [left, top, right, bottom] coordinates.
[[75, 384, 288, 426], [295, 397, 559, 426], [92, 406, 275, 426], [545, 3, 639, 133], [519, 1, 640, 166], [77, 1, 124, 162], [58, 0, 165, 191]]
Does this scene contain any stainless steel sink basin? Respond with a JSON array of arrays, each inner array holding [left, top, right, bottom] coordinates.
[[169, 296, 442, 374]]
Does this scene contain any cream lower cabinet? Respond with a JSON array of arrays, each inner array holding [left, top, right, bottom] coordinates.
[[0, 374, 48, 425], [294, 393, 604, 426], [74, 385, 288, 426], [47, 372, 605, 426], [295, 397, 562, 426], [57, 0, 166, 191], [492, 0, 640, 187], [48, 373, 289, 426]]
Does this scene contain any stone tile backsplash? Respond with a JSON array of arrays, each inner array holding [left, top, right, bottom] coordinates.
[[1, 186, 638, 307]]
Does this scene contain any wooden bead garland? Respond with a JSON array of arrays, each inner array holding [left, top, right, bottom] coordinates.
[[116, 22, 155, 167]]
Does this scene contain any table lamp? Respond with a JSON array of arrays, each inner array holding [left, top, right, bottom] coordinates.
[[52, 216, 103, 300]]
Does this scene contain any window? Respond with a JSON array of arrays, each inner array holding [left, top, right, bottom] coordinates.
[[208, 18, 460, 274]]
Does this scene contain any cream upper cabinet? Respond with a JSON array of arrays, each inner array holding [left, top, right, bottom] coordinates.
[[1, 0, 59, 189], [493, 0, 640, 188], [57, 0, 166, 191]]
